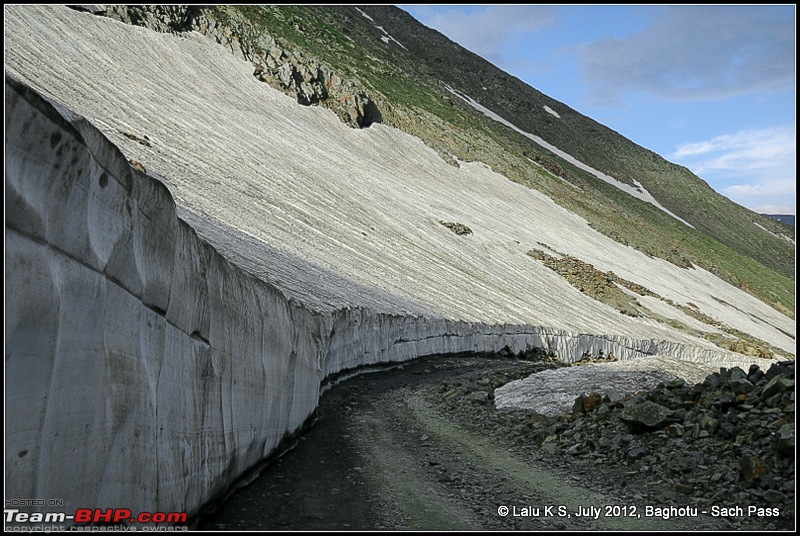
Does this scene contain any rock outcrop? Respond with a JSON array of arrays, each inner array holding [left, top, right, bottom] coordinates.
[[100, 5, 384, 129]]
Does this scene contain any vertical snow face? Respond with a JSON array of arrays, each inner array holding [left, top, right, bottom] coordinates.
[[5, 76, 327, 515]]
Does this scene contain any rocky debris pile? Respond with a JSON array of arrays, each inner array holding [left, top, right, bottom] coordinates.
[[496, 345, 560, 362], [99, 5, 383, 128], [527, 249, 649, 317], [428, 356, 794, 529], [526, 247, 782, 360], [526, 361, 795, 520], [572, 350, 618, 365], [438, 362, 555, 406], [440, 221, 473, 236]]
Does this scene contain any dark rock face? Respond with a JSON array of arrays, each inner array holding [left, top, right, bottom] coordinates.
[[360, 99, 383, 128]]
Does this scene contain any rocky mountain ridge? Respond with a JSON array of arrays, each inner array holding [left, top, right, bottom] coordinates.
[[97, 5, 385, 128]]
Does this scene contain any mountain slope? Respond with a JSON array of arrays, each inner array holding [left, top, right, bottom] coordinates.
[[341, 5, 795, 270], [213, 4, 794, 314], [4, 4, 793, 355], [4, 4, 795, 521]]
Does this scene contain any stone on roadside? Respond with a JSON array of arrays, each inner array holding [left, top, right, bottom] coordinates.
[[620, 399, 672, 432]]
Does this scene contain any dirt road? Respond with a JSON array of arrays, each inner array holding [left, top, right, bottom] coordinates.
[[197, 354, 755, 531]]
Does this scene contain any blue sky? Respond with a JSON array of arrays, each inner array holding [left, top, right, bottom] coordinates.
[[399, 5, 796, 215]]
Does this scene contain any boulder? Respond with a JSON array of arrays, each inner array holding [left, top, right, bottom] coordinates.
[[620, 399, 672, 432]]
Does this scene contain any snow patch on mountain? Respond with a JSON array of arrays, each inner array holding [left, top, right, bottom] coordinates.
[[754, 221, 794, 244], [355, 7, 407, 50], [445, 85, 695, 229], [354, 6, 374, 22]]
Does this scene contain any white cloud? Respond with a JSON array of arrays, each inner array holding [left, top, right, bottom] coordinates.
[[578, 5, 794, 104], [672, 125, 795, 174], [724, 181, 796, 197], [752, 204, 795, 215], [673, 127, 795, 159], [671, 125, 795, 213]]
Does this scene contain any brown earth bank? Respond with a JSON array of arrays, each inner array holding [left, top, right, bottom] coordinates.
[[196, 354, 794, 531]]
